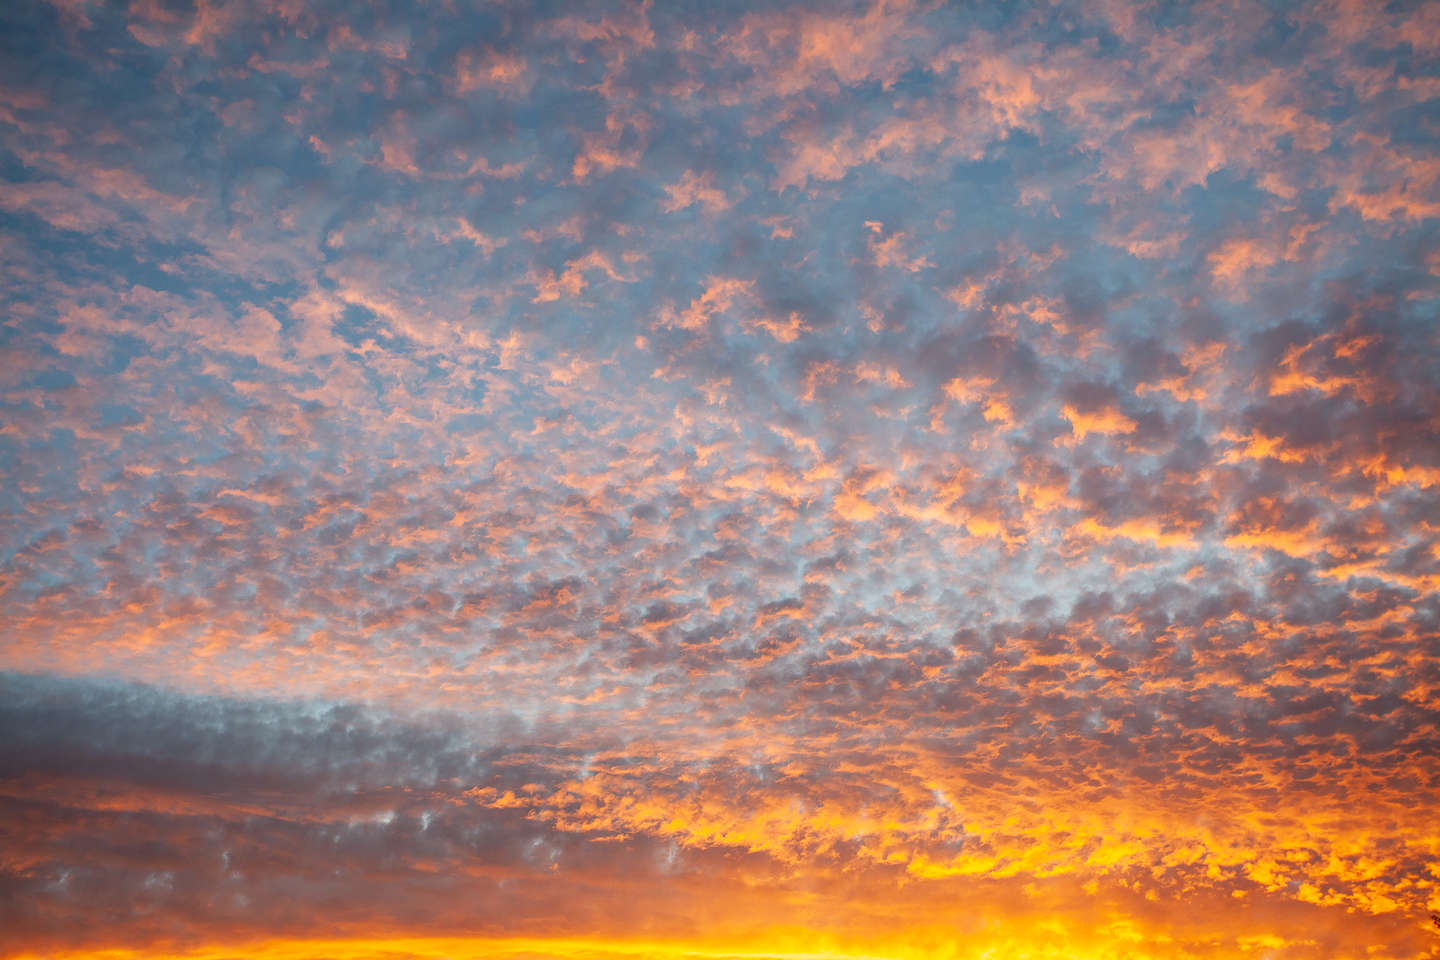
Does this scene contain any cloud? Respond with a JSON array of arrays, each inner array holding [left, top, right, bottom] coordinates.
[[1, 0, 1437, 957]]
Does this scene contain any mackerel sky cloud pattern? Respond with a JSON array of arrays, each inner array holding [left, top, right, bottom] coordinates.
[[1, 1, 1438, 958]]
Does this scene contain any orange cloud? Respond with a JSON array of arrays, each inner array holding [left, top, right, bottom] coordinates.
[[1060, 403, 1136, 442]]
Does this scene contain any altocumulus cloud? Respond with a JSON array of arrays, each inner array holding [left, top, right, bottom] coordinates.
[[1, 0, 1438, 958]]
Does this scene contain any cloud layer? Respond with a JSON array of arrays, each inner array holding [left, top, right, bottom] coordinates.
[[1, 0, 1437, 957]]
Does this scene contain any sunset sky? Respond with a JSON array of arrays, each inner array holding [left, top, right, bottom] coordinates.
[[2, 0, 1438, 957]]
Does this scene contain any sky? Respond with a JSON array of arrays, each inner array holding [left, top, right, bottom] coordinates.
[[0, 0, 1438, 957]]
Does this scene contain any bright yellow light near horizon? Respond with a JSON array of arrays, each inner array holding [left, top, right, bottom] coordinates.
[[3, 931, 1235, 960], [9, 938, 904, 960]]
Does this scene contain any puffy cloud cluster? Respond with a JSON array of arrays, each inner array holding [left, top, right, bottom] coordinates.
[[1, 0, 1437, 957]]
